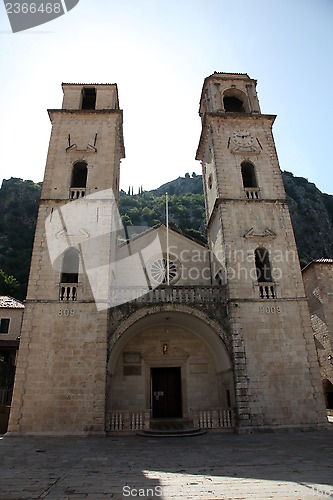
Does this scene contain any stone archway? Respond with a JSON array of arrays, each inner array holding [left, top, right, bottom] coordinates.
[[106, 307, 235, 432], [323, 379, 333, 409]]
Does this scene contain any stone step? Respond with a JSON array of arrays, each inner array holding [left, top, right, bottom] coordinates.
[[137, 426, 206, 437], [137, 418, 207, 437]]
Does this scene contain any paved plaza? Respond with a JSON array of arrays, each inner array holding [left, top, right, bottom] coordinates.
[[0, 428, 333, 499]]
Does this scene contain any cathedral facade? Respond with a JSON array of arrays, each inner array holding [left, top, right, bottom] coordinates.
[[8, 73, 328, 435]]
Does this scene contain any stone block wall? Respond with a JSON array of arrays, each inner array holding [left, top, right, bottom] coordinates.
[[61, 84, 118, 111], [208, 201, 304, 299], [42, 112, 122, 199], [229, 298, 327, 428], [8, 302, 108, 435]]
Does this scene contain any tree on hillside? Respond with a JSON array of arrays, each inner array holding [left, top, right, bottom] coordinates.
[[0, 269, 20, 298]]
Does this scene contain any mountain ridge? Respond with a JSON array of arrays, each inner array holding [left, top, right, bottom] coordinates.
[[1, 171, 333, 299]]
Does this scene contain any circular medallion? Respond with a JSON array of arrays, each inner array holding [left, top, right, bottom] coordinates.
[[148, 256, 181, 285], [232, 131, 254, 147]]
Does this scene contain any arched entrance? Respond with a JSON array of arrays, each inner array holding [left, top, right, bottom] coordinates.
[[323, 379, 333, 409], [106, 309, 234, 432]]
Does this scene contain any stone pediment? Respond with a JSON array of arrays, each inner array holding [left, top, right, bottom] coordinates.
[[230, 144, 260, 155], [66, 143, 97, 153], [54, 227, 90, 239], [243, 227, 276, 239]]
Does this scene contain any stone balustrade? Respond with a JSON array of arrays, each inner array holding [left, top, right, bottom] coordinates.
[[257, 282, 277, 299], [106, 411, 151, 432], [69, 187, 86, 199], [191, 408, 235, 429], [57, 284, 226, 305], [245, 187, 260, 199], [110, 285, 227, 306], [59, 284, 78, 301], [106, 408, 235, 433]]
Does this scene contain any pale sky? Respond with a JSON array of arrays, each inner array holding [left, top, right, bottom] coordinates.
[[0, 0, 333, 194]]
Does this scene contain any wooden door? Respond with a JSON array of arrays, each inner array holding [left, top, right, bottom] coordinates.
[[151, 367, 182, 418]]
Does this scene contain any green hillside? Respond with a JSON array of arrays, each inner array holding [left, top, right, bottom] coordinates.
[[1, 171, 333, 299]]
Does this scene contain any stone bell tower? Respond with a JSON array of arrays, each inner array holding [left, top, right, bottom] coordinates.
[[8, 84, 125, 435], [196, 72, 327, 430]]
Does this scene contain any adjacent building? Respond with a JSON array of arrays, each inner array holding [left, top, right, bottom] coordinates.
[[0, 296, 23, 432], [302, 259, 333, 409]]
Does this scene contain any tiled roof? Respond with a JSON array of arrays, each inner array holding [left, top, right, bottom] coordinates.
[[302, 258, 333, 272], [211, 71, 250, 77], [118, 223, 208, 248], [61, 83, 116, 86], [0, 296, 24, 309]]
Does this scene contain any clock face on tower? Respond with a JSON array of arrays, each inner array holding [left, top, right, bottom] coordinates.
[[232, 131, 254, 147]]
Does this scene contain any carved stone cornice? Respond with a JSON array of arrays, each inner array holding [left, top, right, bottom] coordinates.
[[230, 144, 260, 155], [243, 227, 276, 240], [66, 143, 97, 153]]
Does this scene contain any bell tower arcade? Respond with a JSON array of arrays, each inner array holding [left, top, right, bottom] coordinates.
[[197, 72, 327, 430], [8, 83, 125, 435]]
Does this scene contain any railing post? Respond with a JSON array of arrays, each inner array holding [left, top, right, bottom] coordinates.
[[212, 409, 219, 428], [228, 408, 232, 427], [124, 412, 130, 431], [144, 410, 151, 429]]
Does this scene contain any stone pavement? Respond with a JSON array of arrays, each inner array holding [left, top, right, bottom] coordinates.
[[1, 429, 333, 500]]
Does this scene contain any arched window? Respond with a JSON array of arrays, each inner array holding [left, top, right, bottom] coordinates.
[[60, 248, 79, 301], [255, 247, 272, 283], [223, 96, 245, 112], [215, 269, 225, 286], [323, 379, 333, 409], [61, 248, 79, 284], [241, 162, 259, 199], [71, 162, 88, 188], [241, 162, 257, 188], [255, 248, 276, 299], [222, 89, 249, 113]]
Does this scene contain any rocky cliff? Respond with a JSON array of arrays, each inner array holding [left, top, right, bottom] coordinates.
[[1, 171, 333, 298]]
